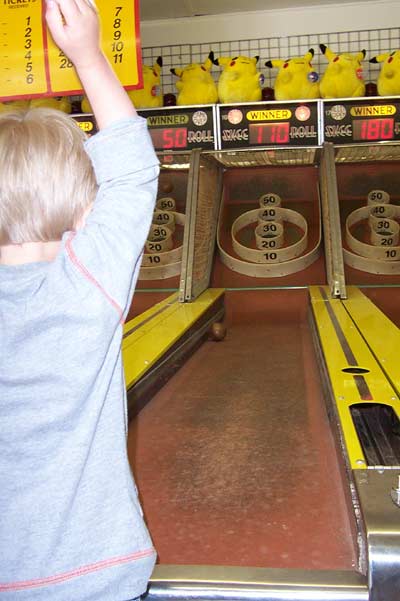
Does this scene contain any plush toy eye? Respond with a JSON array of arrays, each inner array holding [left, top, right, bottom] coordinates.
[[153, 70, 158, 77], [283, 62, 289, 69], [333, 56, 339, 62], [201, 66, 206, 71], [388, 56, 393, 64]]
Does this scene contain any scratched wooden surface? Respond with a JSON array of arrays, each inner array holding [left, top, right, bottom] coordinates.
[[128, 289, 358, 570]]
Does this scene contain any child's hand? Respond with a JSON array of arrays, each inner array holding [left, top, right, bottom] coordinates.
[[45, 0, 103, 70], [46, 0, 136, 129]]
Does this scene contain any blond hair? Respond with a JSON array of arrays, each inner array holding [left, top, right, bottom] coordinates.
[[0, 108, 97, 244]]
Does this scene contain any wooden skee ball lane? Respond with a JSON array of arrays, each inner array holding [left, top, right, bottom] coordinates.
[[125, 140, 368, 599]]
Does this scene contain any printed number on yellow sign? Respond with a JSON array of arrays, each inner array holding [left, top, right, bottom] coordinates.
[[0, 0, 141, 101], [47, 1, 140, 94], [0, 7, 47, 97]]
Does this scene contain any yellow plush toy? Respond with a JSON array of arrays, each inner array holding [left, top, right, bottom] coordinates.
[[81, 57, 163, 112], [30, 97, 72, 113], [319, 44, 366, 98], [214, 54, 262, 103], [127, 56, 163, 108], [265, 49, 319, 100], [170, 51, 218, 106], [370, 50, 400, 96], [0, 100, 30, 113]]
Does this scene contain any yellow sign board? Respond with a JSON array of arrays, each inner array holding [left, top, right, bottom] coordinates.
[[246, 109, 292, 121], [0, 0, 142, 101]]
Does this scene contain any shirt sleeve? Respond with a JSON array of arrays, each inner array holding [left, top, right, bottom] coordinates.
[[63, 116, 160, 321]]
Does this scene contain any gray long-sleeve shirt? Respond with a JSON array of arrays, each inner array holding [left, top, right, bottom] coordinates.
[[0, 116, 159, 600]]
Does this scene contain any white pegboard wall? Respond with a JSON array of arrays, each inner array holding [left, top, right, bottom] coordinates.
[[141, 26, 400, 96]]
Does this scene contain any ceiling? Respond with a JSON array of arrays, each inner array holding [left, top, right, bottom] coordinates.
[[139, 0, 374, 21]]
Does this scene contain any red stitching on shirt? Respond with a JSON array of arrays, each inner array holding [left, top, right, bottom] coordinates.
[[0, 548, 155, 591], [65, 232, 124, 325]]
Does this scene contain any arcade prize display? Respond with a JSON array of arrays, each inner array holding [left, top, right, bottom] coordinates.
[[126, 97, 395, 601]]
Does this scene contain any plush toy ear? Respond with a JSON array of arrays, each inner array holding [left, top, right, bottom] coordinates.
[[154, 56, 163, 76], [204, 58, 212, 71], [320, 44, 336, 62], [357, 50, 366, 61], [170, 68, 183, 78], [370, 52, 389, 64], [204, 51, 214, 71], [265, 59, 283, 69], [304, 49, 314, 62], [253, 56, 259, 64]]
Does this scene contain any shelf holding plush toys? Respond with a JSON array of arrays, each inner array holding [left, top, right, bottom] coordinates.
[[108, 43, 400, 110]]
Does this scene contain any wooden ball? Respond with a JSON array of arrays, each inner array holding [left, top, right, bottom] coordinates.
[[209, 322, 227, 341]]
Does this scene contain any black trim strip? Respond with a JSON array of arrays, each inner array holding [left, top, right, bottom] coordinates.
[[318, 287, 373, 401], [123, 295, 178, 339]]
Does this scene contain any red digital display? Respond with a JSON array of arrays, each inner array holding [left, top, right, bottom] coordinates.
[[353, 118, 394, 141], [149, 127, 188, 149], [249, 122, 290, 145]]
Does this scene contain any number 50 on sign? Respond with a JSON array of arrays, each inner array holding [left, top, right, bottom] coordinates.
[[0, 0, 142, 100]]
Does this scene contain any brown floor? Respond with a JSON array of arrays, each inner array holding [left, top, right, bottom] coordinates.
[[127, 289, 358, 571]]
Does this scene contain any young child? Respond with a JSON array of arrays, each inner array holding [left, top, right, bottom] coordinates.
[[0, 1, 159, 599]]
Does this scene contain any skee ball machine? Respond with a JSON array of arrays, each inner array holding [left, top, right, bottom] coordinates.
[[310, 95, 400, 601], [127, 99, 376, 600], [132, 103, 219, 314], [123, 104, 225, 414]]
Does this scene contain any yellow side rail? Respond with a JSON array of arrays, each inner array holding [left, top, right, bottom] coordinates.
[[122, 289, 225, 389], [342, 286, 400, 397], [310, 285, 399, 469]]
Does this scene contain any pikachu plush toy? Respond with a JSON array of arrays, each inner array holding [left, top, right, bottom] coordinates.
[[265, 49, 320, 100], [213, 54, 263, 104], [127, 56, 163, 108], [370, 50, 400, 96], [170, 52, 218, 106], [319, 44, 366, 98]]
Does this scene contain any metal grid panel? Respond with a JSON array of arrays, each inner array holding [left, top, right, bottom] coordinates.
[[142, 27, 400, 96]]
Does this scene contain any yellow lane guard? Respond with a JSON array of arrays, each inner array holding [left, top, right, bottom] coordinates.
[[309, 285, 399, 469], [342, 286, 400, 397], [122, 289, 225, 390]]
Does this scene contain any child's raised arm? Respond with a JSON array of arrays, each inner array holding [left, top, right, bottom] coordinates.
[[45, 0, 137, 129]]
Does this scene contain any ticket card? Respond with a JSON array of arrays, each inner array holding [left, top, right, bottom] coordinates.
[[0, 0, 141, 100]]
